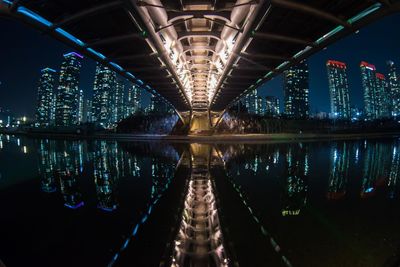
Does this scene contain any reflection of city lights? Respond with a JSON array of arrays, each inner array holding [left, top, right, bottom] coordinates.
[[17, 138, 20, 146], [0, 141, 2, 149], [23, 146, 28, 154]]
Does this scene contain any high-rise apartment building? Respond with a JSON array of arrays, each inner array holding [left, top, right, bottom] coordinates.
[[265, 96, 280, 117], [326, 60, 351, 119], [92, 62, 116, 127], [78, 89, 84, 123], [256, 96, 265, 115], [111, 80, 125, 123], [284, 61, 309, 118], [375, 73, 391, 118], [360, 61, 378, 120], [244, 89, 257, 114], [387, 60, 400, 117], [149, 94, 170, 114], [55, 52, 83, 126], [126, 85, 141, 116], [35, 68, 57, 126]]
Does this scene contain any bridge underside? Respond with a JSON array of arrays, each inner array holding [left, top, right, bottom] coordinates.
[[1, 0, 400, 127]]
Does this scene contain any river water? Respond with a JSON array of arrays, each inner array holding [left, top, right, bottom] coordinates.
[[0, 134, 399, 267]]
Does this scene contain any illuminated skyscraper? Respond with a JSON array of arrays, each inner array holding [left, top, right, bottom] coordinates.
[[326, 60, 351, 119], [149, 94, 170, 114], [375, 73, 391, 118], [126, 85, 141, 116], [265, 96, 280, 117], [256, 96, 264, 115], [111, 79, 125, 123], [360, 61, 379, 120], [55, 52, 83, 126], [92, 62, 116, 127], [387, 60, 400, 117], [284, 61, 309, 118], [244, 89, 257, 114], [35, 68, 57, 126], [85, 99, 93, 123], [78, 89, 84, 123]]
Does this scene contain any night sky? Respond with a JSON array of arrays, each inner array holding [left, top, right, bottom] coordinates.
[[1, 13, 400, 117]]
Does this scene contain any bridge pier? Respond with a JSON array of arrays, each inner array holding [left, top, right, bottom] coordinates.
[[189, 111, 214, 135]]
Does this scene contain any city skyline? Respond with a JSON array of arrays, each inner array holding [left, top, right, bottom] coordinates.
[[1, 14, 400, 116]]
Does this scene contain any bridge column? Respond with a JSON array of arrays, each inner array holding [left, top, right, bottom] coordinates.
[[189, 111, 213, 135]]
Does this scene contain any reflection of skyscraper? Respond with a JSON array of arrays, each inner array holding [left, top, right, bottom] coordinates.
[[284, 61, 309, 118], [387, 60, 400, 117], [37, 140, 57, 193], [92, 63, 116, 127], [93, 141, 118, 212], [388, 144, 400, 198], [59, 170, 84, 209], [35, 68, 57, 126], [151, 158, 175, 198], [326, 60, 351, 119], [327, 142, 350, 200], [55, 52, 83, 126], [361, 142, 392, 198], [282, 144, 308, 216]]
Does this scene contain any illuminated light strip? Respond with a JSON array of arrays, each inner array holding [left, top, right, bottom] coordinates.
[[87, 48, 106, 60], [56, 28, 85, 47], [63, 51, 84, 59], [41, 68, 57, 73], [315, 25, 344, 44], [2, 0, 12, 5], [17, 6, 52, 27], [109, 62, 123, 72], [224, 174, 293, 267], [276, 61, 290, 71], [107, 175, 174, 267], [348, 3, 382, 24]]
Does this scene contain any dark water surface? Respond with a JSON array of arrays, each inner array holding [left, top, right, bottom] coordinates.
[[0, 134, 400, 267]]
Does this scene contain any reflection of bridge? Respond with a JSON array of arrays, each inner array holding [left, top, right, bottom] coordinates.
[[1, 0, 400, 129]]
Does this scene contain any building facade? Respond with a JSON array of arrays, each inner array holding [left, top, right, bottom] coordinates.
[[375, 73, 391, 118], [360, 61, 378, 120], [283, 61, 310, 119], [55, 52, 83, 126], [111, 80, 125, 123], [326, 60, 351, 119], [244, 89, 257, 114], [149, 94, 170, 114], [92, 62, 116, 127], [265, 96, 280, 117], [35, 68, 57, 126], [387, 60, 400, 117], [126, 85, 141, 116]]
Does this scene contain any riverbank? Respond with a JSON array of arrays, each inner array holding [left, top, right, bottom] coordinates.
[[2, 130, 400, 143]]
